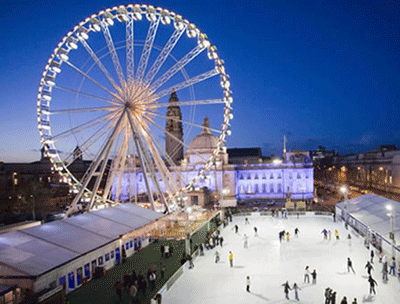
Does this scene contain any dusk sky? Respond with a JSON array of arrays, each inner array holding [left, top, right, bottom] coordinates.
[[1, 0, 399, 163]]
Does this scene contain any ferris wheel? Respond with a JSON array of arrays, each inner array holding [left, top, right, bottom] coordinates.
[[37, 4, 232, 216]]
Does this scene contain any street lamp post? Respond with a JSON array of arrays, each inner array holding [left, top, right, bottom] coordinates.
[[30, 194, 36, 221], [341, 186, 348, 229], [386, 204, 396, 258]]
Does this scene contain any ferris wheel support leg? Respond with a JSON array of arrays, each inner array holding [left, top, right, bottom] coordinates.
[[65, 109, 126, 217], [127, 111, 169, 213], [126, 112, 156, 211]]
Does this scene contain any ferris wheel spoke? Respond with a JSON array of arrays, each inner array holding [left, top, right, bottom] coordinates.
[[144, 110, 222, 134], [126, 15, 135, 85], [63, 60, 123, 102], [101, 22, 126, 87], [50, 106, 115, 115], [150, 44, 206, 92], [135, 17, 160, 83], [79, 38, 121, 92], [154, 69, 220, 100], [52, 111, 117, 141], [143, 25, 187, 88], [144, 117, 210, 164], [54, 85, 121, 106], [149, 99, 225, 108]]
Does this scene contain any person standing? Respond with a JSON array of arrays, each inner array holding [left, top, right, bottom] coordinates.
[[215, 251, 220, 263], [129, 282, 138, 304], [234, 225, 239, 233], [294, 227, 299, 237], [220, 236, 224, 247], [282, 281, 291, 300], [328, 230, 332, 240], [347, 257, 356, 274], [114, 280, 123, 303], [229, 251, 233, 267], [352, 298, 358, 304], [150, 293, 162, 304], [311, 269, 317, 284], [245, 217, 250, 224], [340, 296, 348, 304], [321, 229, 328, 239], [304, 266, 310, 283], [148, 271, 156, 290], [160, 245, 165, 258], [246, 276, 251, 292], [365, 261, 374, 275], [370, 250, 374, 264], [292, 283, 301, 301], [347, 233, 352, 246], [286, 232, 290, 242], [368, 275, 378, 294], [254, 226, 258, 237]]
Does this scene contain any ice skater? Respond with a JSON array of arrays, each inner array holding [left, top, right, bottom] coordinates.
[[246, 276, 250, 292], [368, 275, 377, 294], [334, 229, 340, 240], [347, 233, 352, 246], [365, 261, 374, 275], [311, 269, 317, 284], [321, 229, 328, 239], [389, 257, 396, 275], [243, 234, 248, 248], [234, 225, 239, 233], [340, 296, 348, 304], [351, 298, 358, 304], [324, 288, 331, 304], [292, 282, 301, 301], [347, 257, 356, 274], [229, 251, 233, 267], [294, 227, 299, 237], [254, 226, 258, 237], [370, 250, 374, 263], [220, 236, 224, 247], [304, 266, 311, 283], [328, 230, 332, 240], [245, 217, 250, 224], [382, 261, 388, 282], [286, 231, 290, 242], [215, 251, 220, 263], [282, 281, 291, 299]]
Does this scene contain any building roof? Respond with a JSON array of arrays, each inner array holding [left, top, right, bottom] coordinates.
[[0, 204, 163, 277], [336, 194, 400, 242]]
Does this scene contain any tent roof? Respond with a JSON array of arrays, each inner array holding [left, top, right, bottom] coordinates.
[[336, 194, 400, 240], [0, 204, 163, 276]]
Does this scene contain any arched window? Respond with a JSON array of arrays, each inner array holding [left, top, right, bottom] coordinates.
[[254, 184, 259, 193], [277, 184, 282, 193], [270, 184, 274, 193], [262, 184, 266, 193], [270, 174, 274, 179], [262, 174, 266, 179], [247, 174, 251, 180], [297, 173, 301, 179], [255, 174, 259, 179], [239, 174, 244, 180]]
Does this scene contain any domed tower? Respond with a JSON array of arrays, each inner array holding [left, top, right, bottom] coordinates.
[[165, 91, 184, 165]]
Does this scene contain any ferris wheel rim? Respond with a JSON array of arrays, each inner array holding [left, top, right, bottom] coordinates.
[[37, 4, 233, 213]]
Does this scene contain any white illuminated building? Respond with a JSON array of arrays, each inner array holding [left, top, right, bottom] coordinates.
[[110, 114, 314, 208]]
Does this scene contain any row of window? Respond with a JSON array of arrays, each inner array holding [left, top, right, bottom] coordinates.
[[239, 172, 309, 180]]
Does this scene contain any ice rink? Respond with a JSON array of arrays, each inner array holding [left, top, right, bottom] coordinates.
[[163, 213, 400, 303]]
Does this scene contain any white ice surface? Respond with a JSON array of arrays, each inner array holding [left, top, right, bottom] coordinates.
[[163, 214, 400, 303]]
